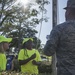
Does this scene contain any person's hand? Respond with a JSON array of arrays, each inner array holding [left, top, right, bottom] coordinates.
[[30, 53, 36, 60], [32, 60, 37, 65]]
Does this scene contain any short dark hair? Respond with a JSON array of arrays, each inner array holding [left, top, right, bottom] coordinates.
[[70, 8, 75, 15]]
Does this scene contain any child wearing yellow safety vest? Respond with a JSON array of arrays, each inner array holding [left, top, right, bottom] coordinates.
[[18, 38, 41, 74], [0, 36, 12, 71]]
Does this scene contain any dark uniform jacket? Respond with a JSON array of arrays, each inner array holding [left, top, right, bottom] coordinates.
[[44, 20, 75, 75]]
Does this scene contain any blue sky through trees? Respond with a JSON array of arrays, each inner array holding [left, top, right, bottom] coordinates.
[[36, 0, 67, 44]]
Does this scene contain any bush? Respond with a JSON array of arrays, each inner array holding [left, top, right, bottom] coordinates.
[[38, 64, 52, 73]]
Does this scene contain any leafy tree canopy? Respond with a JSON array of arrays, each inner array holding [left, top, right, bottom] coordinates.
[[0, 0, 50, 49]]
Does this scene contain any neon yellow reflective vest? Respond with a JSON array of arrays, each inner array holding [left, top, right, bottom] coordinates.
[[0, 53, 7, 71], [18, 49, 41, 74]]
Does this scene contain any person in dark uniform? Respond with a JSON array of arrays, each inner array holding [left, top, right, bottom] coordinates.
[[44, 0, 75, 75]]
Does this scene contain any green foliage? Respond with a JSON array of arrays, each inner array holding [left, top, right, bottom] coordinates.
[[0, 71, 51, 75], [0, 0, 50, 49]]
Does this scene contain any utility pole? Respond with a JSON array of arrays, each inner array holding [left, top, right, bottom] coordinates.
[[52, 0, 57, 75], [52, 0, 57, 27]]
